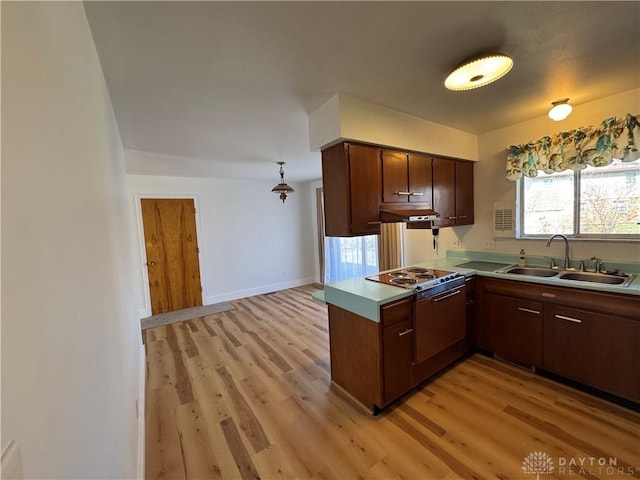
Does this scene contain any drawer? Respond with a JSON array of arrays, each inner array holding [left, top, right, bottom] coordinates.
[[381, 297, 412, 327]]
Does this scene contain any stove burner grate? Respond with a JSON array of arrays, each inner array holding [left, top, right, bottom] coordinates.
[[405, 267, 429, 273], [390, 277, 417, 286], [415, 273, 435, 279], [388, 272, 408, 277]]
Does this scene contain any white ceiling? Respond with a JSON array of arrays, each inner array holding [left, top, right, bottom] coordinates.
[[84, 1, 640, 182]]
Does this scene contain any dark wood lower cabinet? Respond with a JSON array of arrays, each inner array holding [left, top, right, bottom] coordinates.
[[478, 277, 640, 403], [329, 276, 639, 413], [546, 305, 640, 401], [329, 294, 467, 412], [414, 286, 466, 364], [485, 292, 543, 367], [382, 319, 414, 404]]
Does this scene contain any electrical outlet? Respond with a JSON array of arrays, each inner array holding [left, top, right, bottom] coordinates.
[[484, 239, 495, 249], [452, 240, 462, 249]]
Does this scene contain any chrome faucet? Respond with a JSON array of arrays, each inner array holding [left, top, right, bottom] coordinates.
[[545, 234, 571, 269], [590, 256, 603, 273]]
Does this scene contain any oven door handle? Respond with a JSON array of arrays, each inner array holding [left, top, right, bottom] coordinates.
[[432, 289, 462, 303]]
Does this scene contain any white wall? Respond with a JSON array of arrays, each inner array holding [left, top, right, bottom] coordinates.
[[127, 172, 316, 316], [2, 3, 142, 478], [309, 93, 478, 161]]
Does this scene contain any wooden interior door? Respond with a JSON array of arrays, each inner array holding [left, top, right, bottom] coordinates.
[[141, 198, 202, 314]]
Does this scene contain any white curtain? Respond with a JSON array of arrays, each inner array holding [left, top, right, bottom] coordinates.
[[324, 235, 379, 284]]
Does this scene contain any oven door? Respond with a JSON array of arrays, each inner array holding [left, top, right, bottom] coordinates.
[[414, 285, 466, 364]]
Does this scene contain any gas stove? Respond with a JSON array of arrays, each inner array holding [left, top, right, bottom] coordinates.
[[365, 266, 464, 294]]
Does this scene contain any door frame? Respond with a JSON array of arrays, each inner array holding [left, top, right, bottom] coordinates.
[[134, 194, 207, 317]]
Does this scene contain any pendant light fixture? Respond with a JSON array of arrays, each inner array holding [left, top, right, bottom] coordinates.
[[271, 161, 294, 203], [444, 53, 514, 91], [548, 98, 573, 121]]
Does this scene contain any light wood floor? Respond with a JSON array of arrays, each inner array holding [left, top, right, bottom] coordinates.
[[143, 285, 640, 479]]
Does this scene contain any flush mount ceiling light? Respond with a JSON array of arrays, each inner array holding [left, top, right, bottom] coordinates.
[[444, 53, 514, 91], [271, 161, 294, 203], [548, 98, 573, 121]]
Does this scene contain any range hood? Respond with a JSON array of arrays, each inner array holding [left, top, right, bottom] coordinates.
[[380, 208, 439, 223]]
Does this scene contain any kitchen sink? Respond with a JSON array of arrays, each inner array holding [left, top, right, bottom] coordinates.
[[495, 266, 559, 277], [558, 271, 635, 287], [494, 264, 636, 287]]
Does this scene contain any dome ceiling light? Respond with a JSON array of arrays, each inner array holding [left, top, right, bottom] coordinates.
[[271, 161, 294, 203], [548, 98, 573, 121], [444, 53, 514, 91]]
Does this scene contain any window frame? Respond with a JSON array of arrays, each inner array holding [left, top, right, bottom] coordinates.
[[516, 164, 640, 242]]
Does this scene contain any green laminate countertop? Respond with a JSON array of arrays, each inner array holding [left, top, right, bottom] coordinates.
[[322, 250, 640, 322]]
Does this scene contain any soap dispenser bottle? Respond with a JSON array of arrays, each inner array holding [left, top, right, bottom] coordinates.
[[519, 249, 526, 266]]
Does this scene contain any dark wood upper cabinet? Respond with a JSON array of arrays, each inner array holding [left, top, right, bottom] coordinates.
[[381, 150, 409, 203], [433, 157, 474, 227], [321, 142, 382, 237], [381, 151, 433, 205], [432, 157, 455, 226], [322, 141, 473, 236], [455, 160, 474, 225], [408, 153, 433, 204]]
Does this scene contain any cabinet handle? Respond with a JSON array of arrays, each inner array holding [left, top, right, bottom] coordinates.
[[518, 307, 540, 315], [555, 314, 583, 324], [433, 289, 461, 303], [409, 192, 424, 196], [398, 328, 414, 337], [542, 292, 556, 298], [446, 216, 458, 220], [458, 215, 467, 219], [367, 221, 382, 225], [395, 191, 411, 196]]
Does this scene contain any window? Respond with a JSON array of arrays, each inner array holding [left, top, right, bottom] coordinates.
[[324, 236, 379, 283], [317, 188, 380, 284], [518, 159, 640, 239]]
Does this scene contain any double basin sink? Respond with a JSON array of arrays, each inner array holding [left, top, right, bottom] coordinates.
[[494, 265, 636, 287]]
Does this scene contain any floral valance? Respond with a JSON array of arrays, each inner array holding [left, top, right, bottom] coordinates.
[[505, 113, 640, 180]]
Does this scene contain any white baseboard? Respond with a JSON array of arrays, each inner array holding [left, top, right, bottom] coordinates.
[[137, 277, 315, 319], [205, 277, 315, 304], [136, 342, 146, 479]]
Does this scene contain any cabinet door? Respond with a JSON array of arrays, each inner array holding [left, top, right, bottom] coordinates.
[[408, 153, 433, 205], [551, 306, 639, 401], [455, 161, 474, 225], [590, 311, 639, 401], [381, 150, 409, 203], [414, 286, 466, 364], [464, 277, 476, 352], [383, 319, 414, 404], [432, 157, 455, 227], [550, 306, 590, 384], [348, 143, 382, 235], [486, 292, 543, 367]]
